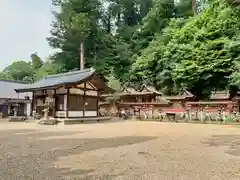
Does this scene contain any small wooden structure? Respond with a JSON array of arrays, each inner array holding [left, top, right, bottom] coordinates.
[[0, 80, 31, 118], [210, 91, 230, 101], [163, 90, 195, 113], [15, 68, 113, 119], [100, 85, 170, 117]]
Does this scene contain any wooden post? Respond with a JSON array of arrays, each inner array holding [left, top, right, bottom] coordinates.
[[200, 105, 204, 123], [189, 105, 192, 121], [66, 88, 69, 118], [83, 82, 86, 117], [52, 89, 56, 118], [97, 91, 99, 116], [31, 92, 34, 116]]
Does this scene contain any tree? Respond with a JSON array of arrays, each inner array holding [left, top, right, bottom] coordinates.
[[35, 61, 62, 81], [106, 70, 122, 115], [0, 61, 34, 82], [175, 0, 194, 17], [131, 0, 175, 53], [131, 0, 240, 99], [30, 53, 43, 69], [107, 69, 122, 92], [48, 0, 103, 70]]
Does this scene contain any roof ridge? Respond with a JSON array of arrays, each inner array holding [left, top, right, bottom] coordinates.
[[45, 68, 92, 79]]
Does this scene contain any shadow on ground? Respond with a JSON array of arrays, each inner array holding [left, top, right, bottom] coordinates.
[[0, 129, 157, 180], [202, 135, 240, 157]]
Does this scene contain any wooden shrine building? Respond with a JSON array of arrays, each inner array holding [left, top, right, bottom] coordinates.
[[99, 85, 170, 117], [15, 68, 113, 119], [0, 80, 31, 118]]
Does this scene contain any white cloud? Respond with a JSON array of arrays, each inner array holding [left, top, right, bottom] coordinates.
[[0, 1, 55, 70]]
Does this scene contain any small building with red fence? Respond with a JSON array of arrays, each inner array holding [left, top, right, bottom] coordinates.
[[100, 87, 240, 118], [99, 85, 196, 117]]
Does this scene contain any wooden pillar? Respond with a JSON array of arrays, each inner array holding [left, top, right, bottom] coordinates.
[[83, 82, 86, 117], [200, 105, 204, 123], [52, 89, 56, 118], [97, 91, 99, 116], [66, 88, 69, 118], [31, 92, 34, 116]]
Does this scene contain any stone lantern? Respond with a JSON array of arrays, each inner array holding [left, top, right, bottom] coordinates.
[[12, 103, 20, 117], [42, 102, 50, 120]]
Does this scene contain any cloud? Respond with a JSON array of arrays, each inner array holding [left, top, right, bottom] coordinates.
[[0, 0, 55, 70]]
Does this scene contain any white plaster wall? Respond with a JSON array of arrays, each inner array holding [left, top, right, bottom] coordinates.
[[69, 111, 83, 117], [85, 111, 97, 117], [70, 88, 84, 95], [55, 111, 66, 117], [77, 82, 96, 90], [55, 111, 97, 117], [86, 91, 98, 96], [69, 88, 98, 96]]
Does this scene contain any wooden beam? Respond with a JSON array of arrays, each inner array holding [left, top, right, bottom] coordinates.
[[66, 88, 69, 118], [65, 85, 95, 92], [87, 81, 97, 90], [83, 82, 86, 117]]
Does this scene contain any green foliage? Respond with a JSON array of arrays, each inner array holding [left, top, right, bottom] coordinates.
[[131, 0, 175, 53], [175, 0, 194, 17], [2, 0, 240, 100], [131, 0, 240, 99], [0, 54, 61, 83], [30, 53, 43, 69], [35, 61, 62, 81], [107, 69, 122, 92], [48, 0, 140, 80], [223, 115, 234, 123], [106, 70, 122, 104], [0, 61, 34, 82]]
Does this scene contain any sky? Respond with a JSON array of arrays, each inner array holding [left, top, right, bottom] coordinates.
[[0, 0, 55, 71]]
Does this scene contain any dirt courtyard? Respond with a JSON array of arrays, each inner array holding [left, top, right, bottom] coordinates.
[[0, 120, 239, 180]]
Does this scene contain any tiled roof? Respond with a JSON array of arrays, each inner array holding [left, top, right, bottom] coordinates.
[[141, 85, 162, 95], [180, 90, 194, 97], [210, 91, 229, 100], [165, 90, 194, 100], [15, 68, 112, 93], [0, 80, 31, 99], [186, 101, 236, 105], [123, 87, 138, 93]]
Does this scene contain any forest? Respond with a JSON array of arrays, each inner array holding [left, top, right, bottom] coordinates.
[[1, 0, 240, 99]]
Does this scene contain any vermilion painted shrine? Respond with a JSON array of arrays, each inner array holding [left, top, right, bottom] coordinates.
[[99, 85, 240, 120]]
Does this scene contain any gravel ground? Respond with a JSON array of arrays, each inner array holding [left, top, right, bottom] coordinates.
[[0, 121, 239, 180]]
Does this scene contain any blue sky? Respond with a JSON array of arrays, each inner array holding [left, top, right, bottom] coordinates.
[[0, 0, 55, 70]]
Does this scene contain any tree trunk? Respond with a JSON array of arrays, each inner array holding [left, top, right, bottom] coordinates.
[[192, 0, 197, 15]]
